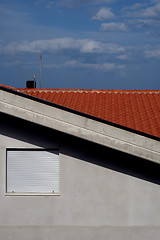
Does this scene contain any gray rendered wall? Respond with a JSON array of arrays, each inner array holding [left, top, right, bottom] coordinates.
[[0, 113, 160, 240]]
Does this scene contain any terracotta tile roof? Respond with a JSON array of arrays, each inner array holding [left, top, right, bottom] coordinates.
[[0, 84, 18, 91], [1, 84, 160, 139]]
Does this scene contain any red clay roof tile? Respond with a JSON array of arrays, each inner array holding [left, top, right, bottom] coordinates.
[[1, 84, 160, 138]]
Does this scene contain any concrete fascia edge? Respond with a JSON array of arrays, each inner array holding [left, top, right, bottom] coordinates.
[[0, 90, 160, 164]]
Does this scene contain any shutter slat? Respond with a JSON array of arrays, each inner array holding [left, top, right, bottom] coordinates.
[[7, 150, 59, 193]]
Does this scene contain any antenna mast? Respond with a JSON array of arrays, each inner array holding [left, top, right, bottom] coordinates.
[[40, 52, 42, 89]]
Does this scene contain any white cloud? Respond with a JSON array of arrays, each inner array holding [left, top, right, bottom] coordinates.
[[122, 2, 160, 36], [145, 47, 160, 58], [1, 38, 125, 55], [92, 7, 114, 21], [117, 54, 128, 60], [123, 2, 160, 19], [35, 0, 46, 6], [0, 60, 21, 67], [80, 40, 102, 53], [44, 63, 59, 68], [141, 3, 160, 18], [64, 60, 125, 71], [43, 59, 126, 71], [46, 1, 55, 8], [128, 3, 143, 10], [100, 22, 127, 31], [58, 0, 112, 8], [135, 19, 160, 28], [151, 0, 160, 2], [122, 3, 144, 14]]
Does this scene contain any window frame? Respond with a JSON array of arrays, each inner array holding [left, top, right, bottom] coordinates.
[[5, 148, 60, 196]]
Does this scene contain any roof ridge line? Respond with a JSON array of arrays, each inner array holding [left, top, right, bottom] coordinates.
[[18, 89, 160, 94]]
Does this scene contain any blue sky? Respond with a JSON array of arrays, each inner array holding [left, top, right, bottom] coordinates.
[[0, 0, 160, 89]]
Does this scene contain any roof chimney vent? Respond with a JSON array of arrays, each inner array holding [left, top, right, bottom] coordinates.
[[26, 80, 36, 89]]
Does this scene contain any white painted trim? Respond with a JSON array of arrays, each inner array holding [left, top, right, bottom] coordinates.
[[0, 90, 160, 164], [5, 193, 60, 196]]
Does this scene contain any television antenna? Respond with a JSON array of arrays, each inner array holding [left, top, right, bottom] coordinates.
[[33, 74, 36, 81], [40, 52, 42, 89]]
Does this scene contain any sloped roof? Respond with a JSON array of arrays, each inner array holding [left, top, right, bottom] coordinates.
[[0, 84, 160, 139]]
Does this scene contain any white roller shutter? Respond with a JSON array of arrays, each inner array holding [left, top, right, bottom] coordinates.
[[7, 150, 59, 194]]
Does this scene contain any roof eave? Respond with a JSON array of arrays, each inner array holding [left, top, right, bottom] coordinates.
[[0, 85, 159, 142], [0, 86, 160, 164]]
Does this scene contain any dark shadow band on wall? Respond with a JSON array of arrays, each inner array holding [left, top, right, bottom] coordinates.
[[1, 112, 160, 186]]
